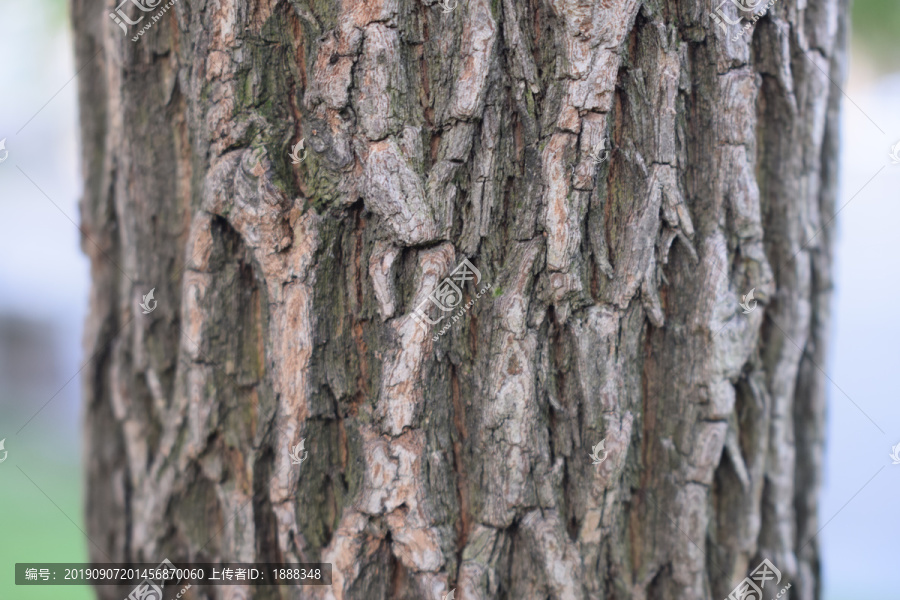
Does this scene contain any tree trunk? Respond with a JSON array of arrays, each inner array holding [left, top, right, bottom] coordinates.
[[73, 0, 845, 596]]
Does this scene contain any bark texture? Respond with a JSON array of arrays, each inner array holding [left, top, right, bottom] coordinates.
[[73, 0, 846, 597]]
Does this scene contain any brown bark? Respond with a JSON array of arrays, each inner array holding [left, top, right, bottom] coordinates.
[[73, 0, 846, 597]]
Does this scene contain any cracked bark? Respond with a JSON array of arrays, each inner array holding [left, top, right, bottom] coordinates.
[[73, 0, 845, 597]]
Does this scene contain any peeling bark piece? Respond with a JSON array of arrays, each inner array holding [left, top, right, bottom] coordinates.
[[368, 241, 401, 320], [449, 0, 497, 120], [363, 139, 439, 245]]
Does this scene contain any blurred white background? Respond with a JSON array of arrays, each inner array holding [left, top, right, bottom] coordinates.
[[0, 0, 92, 598], [821, 68, 900, 598], [0, 0, 897, 598]]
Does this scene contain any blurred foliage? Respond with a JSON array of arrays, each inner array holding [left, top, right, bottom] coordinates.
[[46, 0, 69, 30], [0, 455, 93, 600], [851, 0, 900, 72]]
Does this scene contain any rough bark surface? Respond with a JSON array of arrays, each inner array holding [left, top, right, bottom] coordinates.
[[73, 0, 846, 597]]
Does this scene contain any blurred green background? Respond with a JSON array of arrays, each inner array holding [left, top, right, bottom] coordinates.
[[0, 419, 92, 600], [0, 0, 898, 599], [852, 0, 900, 72]]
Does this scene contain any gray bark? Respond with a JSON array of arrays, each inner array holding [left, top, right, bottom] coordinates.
[[73, 0, 846, 597]]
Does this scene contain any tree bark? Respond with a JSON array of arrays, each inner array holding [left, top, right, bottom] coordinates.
[[73, 0, 846, 597]]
